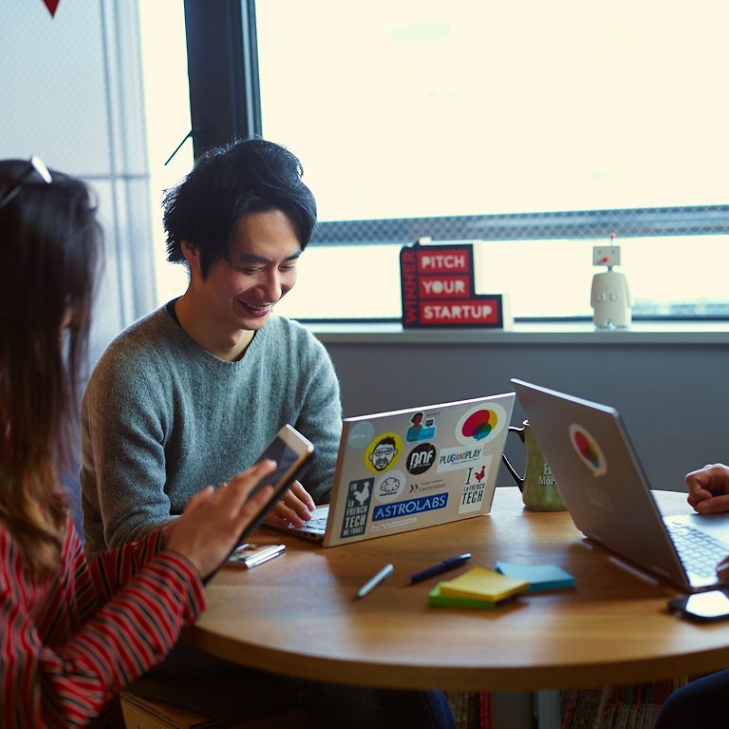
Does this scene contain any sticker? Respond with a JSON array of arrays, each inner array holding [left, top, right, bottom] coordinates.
[[408, 479, 447, 495], [455, 402, 508, 446], [375, 470, 406, 503], [406, 412, 437, 443], [365, 432, 403, 473], [436, 444, 484, 473], [372, 493, 449, 521], [569, 424, 607, 477], [406, 443, 437, 475], [340, 477, 375, 539], [348, 421, 376, 449], [458, 456, 493, 513]]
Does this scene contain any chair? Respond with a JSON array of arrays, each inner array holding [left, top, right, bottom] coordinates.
[[121, 677, 306, 729]]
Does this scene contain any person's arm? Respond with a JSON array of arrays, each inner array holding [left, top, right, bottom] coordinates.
[[292, 338, 342, 505], [686, 463, 729, 514], [80, 349, 174, 555], [1, 462, 275, 728], [0, 530, 204, 728]]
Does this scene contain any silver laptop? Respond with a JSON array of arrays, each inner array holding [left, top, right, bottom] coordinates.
[[512, 378, 729, 592], [276, 392, 515, 547]]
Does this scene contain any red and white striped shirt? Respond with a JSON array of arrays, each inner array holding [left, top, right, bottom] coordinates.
[[0, 518, 205, 728]]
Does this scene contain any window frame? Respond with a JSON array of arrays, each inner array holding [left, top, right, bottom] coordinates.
[[182, 0, 729, 322]]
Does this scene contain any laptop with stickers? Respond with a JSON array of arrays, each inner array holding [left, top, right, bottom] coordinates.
[[275, 392, 515, 547], [512, 378, 729, 592]]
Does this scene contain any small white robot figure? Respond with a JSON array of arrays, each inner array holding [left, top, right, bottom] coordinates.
[[591, 236, 631, 329]]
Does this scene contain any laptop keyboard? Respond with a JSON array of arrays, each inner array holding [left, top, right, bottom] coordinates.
[[666, 521, 729, 578]]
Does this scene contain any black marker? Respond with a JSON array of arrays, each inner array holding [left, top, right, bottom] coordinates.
[[409, 553, 472, 584]]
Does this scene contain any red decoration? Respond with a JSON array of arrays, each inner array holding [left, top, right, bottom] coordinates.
[[400, 239, 510, 329], [42, 0, 60, 17]]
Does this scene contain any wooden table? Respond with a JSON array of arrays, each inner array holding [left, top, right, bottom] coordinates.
[[185, 487, 729, 694]]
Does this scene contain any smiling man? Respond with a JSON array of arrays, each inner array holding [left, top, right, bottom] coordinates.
[[80, 139, 342, 557]]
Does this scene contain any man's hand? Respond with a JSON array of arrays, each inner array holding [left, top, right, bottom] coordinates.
[[165, 460, 276, 578], [686, 464, 729, 515], [263, 480, 316, 528]]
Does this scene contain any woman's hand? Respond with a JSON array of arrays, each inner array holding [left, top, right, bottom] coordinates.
[[166, 460, 277, 578]]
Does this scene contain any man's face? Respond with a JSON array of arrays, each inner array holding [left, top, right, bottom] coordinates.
[[186, 209, 301, 335], [370, 442, 397, 471]]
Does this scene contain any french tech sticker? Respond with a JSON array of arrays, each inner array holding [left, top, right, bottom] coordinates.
[[458, 456, 493, 513], [365, 432, 403, 474], [375, 469, 406, 503], [340, 477, 375, 539], [437, 444, 484, 473], [455, 402, 508, 446], [406, 443, 437, 475]]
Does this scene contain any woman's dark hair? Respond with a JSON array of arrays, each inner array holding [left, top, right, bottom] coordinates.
[[163, 138, 317, 278], [0, 159, 101, 576]]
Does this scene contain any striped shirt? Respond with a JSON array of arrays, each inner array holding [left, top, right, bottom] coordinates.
[[0, 518, 205, 728]]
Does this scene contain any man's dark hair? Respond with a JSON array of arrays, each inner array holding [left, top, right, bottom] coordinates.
[[163, 138, 317, 278]]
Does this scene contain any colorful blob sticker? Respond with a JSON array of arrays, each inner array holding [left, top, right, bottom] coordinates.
[[365, 432, 403, 474], [569, 424, 607, 477], [455, 402, 508, 446]]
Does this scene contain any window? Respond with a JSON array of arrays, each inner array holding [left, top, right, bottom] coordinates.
[[172, 1, 729, 322]]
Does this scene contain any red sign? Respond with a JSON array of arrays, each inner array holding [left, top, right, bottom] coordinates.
[[43, 0, 60, 17], [400, 240, 508, 328]]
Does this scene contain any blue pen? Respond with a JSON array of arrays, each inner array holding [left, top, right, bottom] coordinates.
[[409, 553, 472, 584]]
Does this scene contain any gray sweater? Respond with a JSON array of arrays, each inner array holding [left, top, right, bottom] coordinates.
[[80, 305, 342, 556]]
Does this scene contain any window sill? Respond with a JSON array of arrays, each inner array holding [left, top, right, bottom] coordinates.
[[305, 320, 729, 345]]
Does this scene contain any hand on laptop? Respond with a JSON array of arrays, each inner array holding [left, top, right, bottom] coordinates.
[[165, 460, 276, 578], [686, 464, 729, 515], [264, 480, 316, 528]]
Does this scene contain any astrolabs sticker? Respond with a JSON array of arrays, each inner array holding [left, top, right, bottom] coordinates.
[[372, 492, 449, 521]]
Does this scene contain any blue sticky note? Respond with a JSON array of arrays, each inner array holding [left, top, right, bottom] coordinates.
[[494, 561, 575, 592]]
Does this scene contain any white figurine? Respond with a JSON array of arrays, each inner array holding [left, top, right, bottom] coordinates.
[[591, 238, 631, 329]]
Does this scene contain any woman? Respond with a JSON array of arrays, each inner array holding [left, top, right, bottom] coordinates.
[[0, 156, 276, 728]]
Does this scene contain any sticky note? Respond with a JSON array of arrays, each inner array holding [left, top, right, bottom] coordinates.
[[494, 562, 575, 592], [428, 583, 497, 609], [437, 566, 529, 602]]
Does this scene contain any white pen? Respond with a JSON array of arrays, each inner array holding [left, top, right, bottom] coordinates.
[[356, 563, 394, 599]]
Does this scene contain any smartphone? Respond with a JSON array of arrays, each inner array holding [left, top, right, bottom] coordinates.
[[204, 424, 314, 583], [227, 542, 286, 569], [668, 588, 729, 622]]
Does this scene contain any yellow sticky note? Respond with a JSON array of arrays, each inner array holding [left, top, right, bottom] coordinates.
[[438, 566, 529, 602]]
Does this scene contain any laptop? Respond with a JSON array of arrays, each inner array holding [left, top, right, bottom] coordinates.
[[512, 378, 729, 592], [276, 392, 515, 547]]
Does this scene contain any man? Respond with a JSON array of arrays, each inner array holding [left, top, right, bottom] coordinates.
[[81, 138, 341, 556], [655, 462, 729, 728], [80, 139, 456, 729]]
